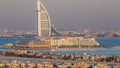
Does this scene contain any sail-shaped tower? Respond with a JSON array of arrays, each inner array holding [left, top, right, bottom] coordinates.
[[37, 0, 63, 37], [37, 0, 51, 37]]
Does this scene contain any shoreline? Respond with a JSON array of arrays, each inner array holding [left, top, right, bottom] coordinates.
[[0, 46, 120, 50], [56, 46, 120, 50]]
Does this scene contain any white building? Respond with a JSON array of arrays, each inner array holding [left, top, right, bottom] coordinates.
[[50, 37, 99, 47], [37, 0, 51, 37]]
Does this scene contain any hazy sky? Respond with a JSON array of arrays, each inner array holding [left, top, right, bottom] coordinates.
[[0, 0, 120, 31]]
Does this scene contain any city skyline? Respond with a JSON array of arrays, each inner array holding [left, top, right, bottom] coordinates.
[[0, 0, 120, 31]]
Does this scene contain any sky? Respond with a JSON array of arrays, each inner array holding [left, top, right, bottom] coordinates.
[[0, 0, 120, 31]]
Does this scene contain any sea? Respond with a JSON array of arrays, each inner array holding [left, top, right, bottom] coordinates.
[[0, 37, 120, 56]]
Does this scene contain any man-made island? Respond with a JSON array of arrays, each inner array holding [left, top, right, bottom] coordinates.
[[1, 36, 99, 49]]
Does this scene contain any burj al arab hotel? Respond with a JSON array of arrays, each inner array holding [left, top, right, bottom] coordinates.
[[37, 0, 62, 37], [37, 0, 51, 37]]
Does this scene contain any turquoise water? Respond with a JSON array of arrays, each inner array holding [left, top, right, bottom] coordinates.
[[0, 37, 120, 46], [96, 37, 120, 46], [0, 48, 120, 56], [34, 49, 120, 56], [0, 37, 120, 56], [0, 37, 37, 45]]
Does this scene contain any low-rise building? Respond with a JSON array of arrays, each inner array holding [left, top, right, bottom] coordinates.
[[41, 62, 54, 68], [112, 65, 120, 68], [16, 41, 50, 49], [57, 62, 71, 68], [93, 63, 109, 68], [72, 62, 89, 68], [50, 37, 99, 47], [0, 61, 10, 68]]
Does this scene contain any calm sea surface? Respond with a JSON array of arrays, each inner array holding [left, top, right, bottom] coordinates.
[[96, 37, 120, 46], [0, 37, 120, 56]]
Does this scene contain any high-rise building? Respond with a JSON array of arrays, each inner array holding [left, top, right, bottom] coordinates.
[[37, 0, 51, 37], [37, 0, 63, 37]]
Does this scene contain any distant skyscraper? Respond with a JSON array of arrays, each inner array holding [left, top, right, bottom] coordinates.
[[37, 0, 51, 37]]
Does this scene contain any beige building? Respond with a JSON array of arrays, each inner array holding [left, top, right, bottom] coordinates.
[[16, 41, 50, 48], [57, 62, 71, 68], [72, 62, 89, 68], [112, 65, 120, 68], [37, 62, 53, 68], [50, 37, 99, 47], [93, 63, 109, 68]]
